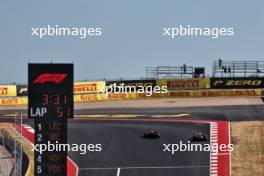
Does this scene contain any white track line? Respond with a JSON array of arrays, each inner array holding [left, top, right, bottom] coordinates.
[[79, 165, 210, 170], [116, 168, 121, 176]]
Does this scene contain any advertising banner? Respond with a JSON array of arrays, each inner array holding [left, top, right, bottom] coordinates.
[[0, 98, 19, 105], [125, 93, 139, 99], [138, 92, 160, 98], [157, 78, 210, 90], [0, 85, 17, 97], [17, 97, 28, 104], [108, 93, 127, 100], [74, 94, 97, 101], [0, 97, 28, 105], [16, 82, 106, 96], [74, 94, 108, 102], [16, 85, 28, 96], [210, 77, 264, 89], [74, 81, 106, 94], [168, 89, 262, 97]]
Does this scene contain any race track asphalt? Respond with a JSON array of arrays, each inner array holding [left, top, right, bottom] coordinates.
[[8, 119, 210, 176], [1, 104, 263, 176], [67, 120, 210, 176], [73, 105, 264, 121], [1, 104, 264, 121]]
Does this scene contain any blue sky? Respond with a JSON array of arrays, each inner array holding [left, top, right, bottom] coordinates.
[[1, 0, 263, 83]]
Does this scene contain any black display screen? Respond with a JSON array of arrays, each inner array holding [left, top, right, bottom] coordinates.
[[210, 77, 264, 89], [28, 63, 73, 176]]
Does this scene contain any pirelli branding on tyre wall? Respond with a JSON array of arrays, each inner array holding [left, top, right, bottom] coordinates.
[[0, 97, 28, 105], [0, 89, 262, 106], [157, 78, 210, 90], [210, 77, 264, 89], [0, 85, 17, 97], [167, 89, 262, 97], [16, 82, 106, 96], [74, 94, 108, 102], [74, 81, 106, 94]]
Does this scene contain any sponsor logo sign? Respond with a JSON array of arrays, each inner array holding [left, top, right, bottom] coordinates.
[[0, 85, 17, 97], [80, 94, 97, 101], [157, 78, 209, 90], [108, 93, 127, 100], [16, 82, 105, 96], [167, 79, 200, 89], [210, 77, 264, 89], [168, 89, 261, 97], [74, 81, 105, 94], [169, 91, 191, 97], [0, 87, 8, 95], [16, 85, 28, 96], [0, 98, 18, 105], [74, 83, 97, 92]]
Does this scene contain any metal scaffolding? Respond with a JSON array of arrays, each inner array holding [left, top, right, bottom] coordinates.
[[146, 65, 194, 79], [212, 60, 264, 77]]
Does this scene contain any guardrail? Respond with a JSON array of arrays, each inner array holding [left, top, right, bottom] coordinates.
[[0, 128, 29, 176]]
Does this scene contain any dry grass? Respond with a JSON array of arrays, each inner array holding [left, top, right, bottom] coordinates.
[[231, 121, 264, 176]]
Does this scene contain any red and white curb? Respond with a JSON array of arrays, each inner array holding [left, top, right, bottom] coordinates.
[[210, 122, 219, 176], [11, 124, 79, 176], [210, 121, 231, 176]]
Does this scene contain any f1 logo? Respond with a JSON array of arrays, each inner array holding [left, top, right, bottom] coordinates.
[[33, 73, 68, 84]]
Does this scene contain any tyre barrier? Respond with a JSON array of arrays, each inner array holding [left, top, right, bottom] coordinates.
[[0, 89, 262, 106]]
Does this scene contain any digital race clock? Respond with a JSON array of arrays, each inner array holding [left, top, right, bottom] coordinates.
[[28, 63, 73, 176]]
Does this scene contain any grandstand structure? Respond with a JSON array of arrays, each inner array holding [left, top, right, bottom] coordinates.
[[146, 65, 196, 79], [146, 60, 264, 79], [212, 60, 264, 77]]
